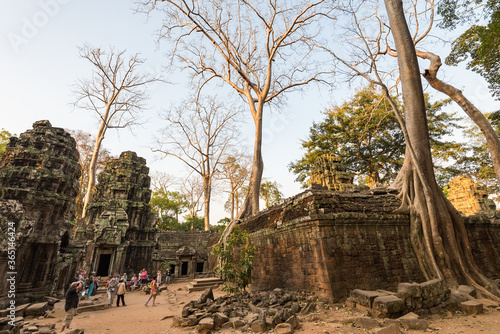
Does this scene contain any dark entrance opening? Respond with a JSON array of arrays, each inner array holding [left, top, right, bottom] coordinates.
[[97, 254, 111, 276], [181, 261, 189, 276], [196, 262, 204, 273]]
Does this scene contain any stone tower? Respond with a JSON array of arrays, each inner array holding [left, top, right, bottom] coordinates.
[[448, 176, 497, 216], [75, 151, 156, 277], [0, 120, 81, 305], [308, 154, 357, 191]]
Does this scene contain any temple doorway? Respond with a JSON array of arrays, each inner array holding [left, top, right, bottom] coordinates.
[[97, 254, 111, 276], [181, 261, 188, 276]]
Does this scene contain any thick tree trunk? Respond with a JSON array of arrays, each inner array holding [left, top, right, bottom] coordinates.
[[203, 176, 211, 231], [230, 191, 235, 220], [81, 120, 107, 218], [385, 0, 500, 299], [416, 50, 500, 184], [238, 111, 264, 219]]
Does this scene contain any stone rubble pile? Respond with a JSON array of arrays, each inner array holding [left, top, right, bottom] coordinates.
[[344, 279, 500, 332], [0, 296, 91, 334], [173, 287, 319, 333]]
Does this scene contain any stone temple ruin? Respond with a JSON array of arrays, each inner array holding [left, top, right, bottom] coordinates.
[[0, 121, 81, 304], [0, 122, 213, 308], [1, 122, 500, 312]]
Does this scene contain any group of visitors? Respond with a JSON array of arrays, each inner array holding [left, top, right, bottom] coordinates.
[[62, 267, 174, 331]]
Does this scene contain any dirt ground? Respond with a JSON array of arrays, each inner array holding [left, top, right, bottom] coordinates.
[[33, 281, 500, 334]]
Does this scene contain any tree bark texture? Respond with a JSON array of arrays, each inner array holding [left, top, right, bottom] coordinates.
[[385, 0, 500, 299], [81, 118, 107, 218]]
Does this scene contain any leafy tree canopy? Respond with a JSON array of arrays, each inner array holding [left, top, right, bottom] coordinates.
[[289, 86, 464, 188], [450, 113, 500, 199], [440, 0, 500, 99], [259, 180, 284, 208], [0, 129, 13, 157]]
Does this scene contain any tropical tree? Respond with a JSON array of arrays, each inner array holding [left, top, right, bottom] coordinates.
[[259, 180, 283, 208], [154, 97, 240, 230], [384, 0, 499, 299], [150, 189, 188, 229], [439, 0, 500, 99], [0, 129, 13, 158], [290, 87, 463, 188], [139, 0, 334, 218], [69, 130, 113, 220], [73, 45, 160, 217]]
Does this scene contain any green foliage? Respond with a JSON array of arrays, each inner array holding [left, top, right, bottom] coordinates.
[[211, 218, 230, 232], [0, 129, 13, 157], [289, 87, 463, 188], [185, 215, 205, 231], [212, 226, 256, 294], [451, 113, 500, 199], [259, 180, 283, 208], [440, 0, 500, 98], [150, 189, 189, 230]]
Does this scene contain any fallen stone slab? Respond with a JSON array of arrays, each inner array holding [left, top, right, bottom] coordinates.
[[459, 300, 483, 315], [250, 319, 267, 333], [374, 323, 401, 334], [399, 318, 428, 330], [351, 289, 381, 308], [420, 279, 447, 300], [77, 303, 107, 313], [457, 285, 476, 297], [275, 323, 294, 334], [65, 329, 84, 334], [198, 317, 214, 332], [373, 295, 405, 316], [397, 283, 421, 299], [15, 303, 31, 317], [24, 302, 48, 317], [213, 312, 229, 329], [354, 317, 379, 329]]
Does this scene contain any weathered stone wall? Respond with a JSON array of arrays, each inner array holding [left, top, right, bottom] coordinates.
[[153, 231, 218, 279], [0, 121, 81, 306], [465, 216, 500, 280], [241, 188, 500, 302]]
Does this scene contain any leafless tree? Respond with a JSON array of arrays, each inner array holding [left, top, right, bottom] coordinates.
[[219, 154, 251, 220], [139, 0, 335, 219], [73, 45, 161, 217], [150, 171, 179, 192], [154, 96, 240, 230], [181, 176, 204, 220]]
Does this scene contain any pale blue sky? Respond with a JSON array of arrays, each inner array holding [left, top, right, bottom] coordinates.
[[1, 0, 499, 223]]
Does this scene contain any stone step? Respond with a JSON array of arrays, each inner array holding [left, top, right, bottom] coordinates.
[[186, 278, 224, 293], [77, 303, 108, 313]]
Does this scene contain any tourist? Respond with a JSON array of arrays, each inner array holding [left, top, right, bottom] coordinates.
[[130, 274, 138, 290], [106, 275, 118, 306], [122, 272, 127, 283], [61, 282, 82, 332], [140, 268, 148, 287], [78, 277, 86, 299], [157, 270, 162, 286], [166, 268, 171, 284], [144, 275, 158, 307], [116, 279, 126, 307]]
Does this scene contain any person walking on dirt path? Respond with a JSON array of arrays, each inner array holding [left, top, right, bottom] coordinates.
[[106, 275, 118, 306], [61, 282, 82, 332], [116, 279, 126, 307], [145, 275, 158, 307], [166, 268, 171, 284]]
